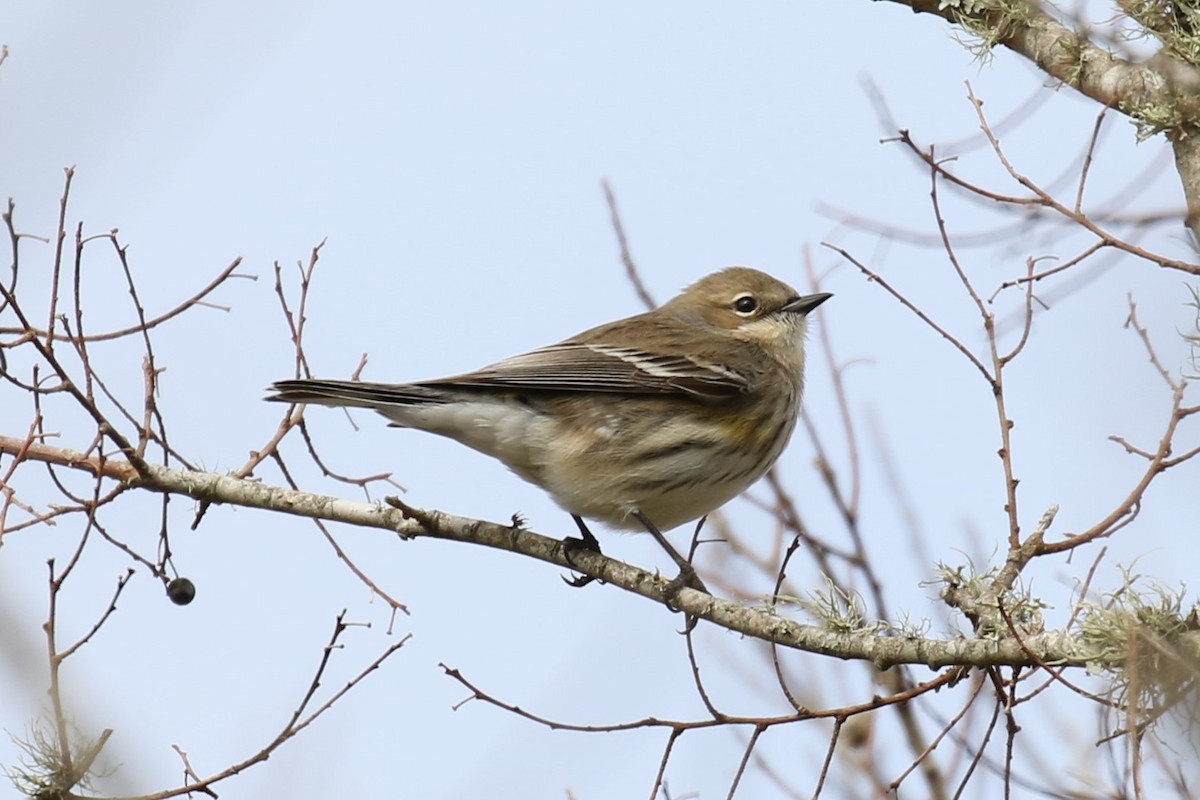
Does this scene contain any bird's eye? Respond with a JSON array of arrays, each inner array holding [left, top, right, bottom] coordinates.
[[733, 294, 759, 315]]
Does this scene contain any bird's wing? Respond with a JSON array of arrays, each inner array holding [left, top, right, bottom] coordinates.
[[422, 343, 749, 398]]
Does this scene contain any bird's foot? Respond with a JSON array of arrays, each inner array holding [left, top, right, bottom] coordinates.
[[561, 515, 603, 588], [662, 562, 709, 619]]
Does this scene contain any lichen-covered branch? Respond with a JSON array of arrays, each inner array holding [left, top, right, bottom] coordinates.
[[0, 433, 1116, 671], [882, 0, 1200, 249]]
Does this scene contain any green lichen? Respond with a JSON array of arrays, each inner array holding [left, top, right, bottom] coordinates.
[[940, 0, 1036, 60], [1076, 570, 1198, 730], [4, 718, 107, 800]]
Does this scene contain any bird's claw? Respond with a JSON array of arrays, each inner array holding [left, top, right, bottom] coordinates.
[[662, 564, 708, 634], [562, 572, 596, 588], [561, 517, 603, 588]]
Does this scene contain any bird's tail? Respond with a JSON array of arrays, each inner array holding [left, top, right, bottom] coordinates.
[[266, 379, 446, 409]]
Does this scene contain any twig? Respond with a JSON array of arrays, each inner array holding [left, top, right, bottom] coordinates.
[[602, 180, 656, 310]]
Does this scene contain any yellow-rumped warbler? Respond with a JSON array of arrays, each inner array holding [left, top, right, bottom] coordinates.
[[268, 267, 830, 582]]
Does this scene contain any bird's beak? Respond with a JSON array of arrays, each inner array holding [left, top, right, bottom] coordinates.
[[784, 292, 833, 315]]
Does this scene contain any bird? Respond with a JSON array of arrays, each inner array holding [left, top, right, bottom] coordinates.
[[267, 267, 831, 587]]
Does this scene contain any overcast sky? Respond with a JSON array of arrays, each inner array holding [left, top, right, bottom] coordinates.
[[1, 4, 1196, 799]]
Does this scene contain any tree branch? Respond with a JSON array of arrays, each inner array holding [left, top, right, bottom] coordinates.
[[886, 0, 1200, 244], [0, 434, 1097, 670]]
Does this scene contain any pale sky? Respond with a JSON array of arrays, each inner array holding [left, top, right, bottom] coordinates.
[[1, 4, 1196, 799]]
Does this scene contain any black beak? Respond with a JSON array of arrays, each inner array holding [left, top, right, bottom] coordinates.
[[784, 292, 833, 315]]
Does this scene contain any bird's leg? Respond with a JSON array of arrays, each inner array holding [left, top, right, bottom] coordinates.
[[562, 514, 602, 588], [632, 510, 710, 602]]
